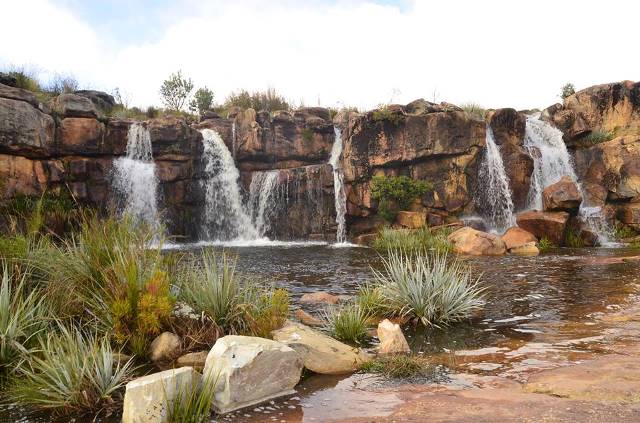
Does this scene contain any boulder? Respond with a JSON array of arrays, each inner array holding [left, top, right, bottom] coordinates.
[[0, 83, 38, 108], [295, 309, 324, 326], [509, 242, 540, 256], [0, 98, 55, 158], [271, 321, 370, 375], [396, 211, 426, 229], [501, 227, 537, 250], [516, 210, 569, 245], [49, 93, 99, 118], [149, 332, 182, 363], [122, 367, 201, 423], [617, 203, 640, 231], [74, 90, 116, 116], [377, 319, 410, 354], [447, 227, 507, 256], [542, 176, 582, 212], [176, 351, 208, 372], [203, 335, 303, 413], [300, 291, 340, 305]]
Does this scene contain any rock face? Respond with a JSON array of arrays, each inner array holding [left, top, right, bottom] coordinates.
[[377, 319, 411, 354], [122, 367, 201, 423], [272, 321, 370, 375], [448, 227, 507, 256], [516, 211, 569, 245], [542, 176, 583, 212], [203, 335, 303, 413], [396, 211, 426, 229]]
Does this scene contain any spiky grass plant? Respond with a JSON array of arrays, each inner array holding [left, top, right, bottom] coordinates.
[[373, 252, 485, 327], [360, 354, 432, 378], [167, 374, 218, 423], [537, 237, 554, 253], [322, 302, 371, 344], [6, 325, 135, 415], [0, 264, 47, 382], [355, 282, 388, 317], [373, 226, 453, 254], [179, 251, 290, 335]]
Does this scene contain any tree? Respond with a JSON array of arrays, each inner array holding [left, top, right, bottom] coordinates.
[[560, 83, 576, 99], [159, 70, 194, 111], [189, 87, 214, 116]]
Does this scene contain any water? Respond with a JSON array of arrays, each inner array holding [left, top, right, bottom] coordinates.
[[247, 170, 279, 236], [524, 115, 613, 243], [199, 129, 259, 241], [329, 127, 348, 244], [476, 125, 516, 233], [111, 123, 160, 229]]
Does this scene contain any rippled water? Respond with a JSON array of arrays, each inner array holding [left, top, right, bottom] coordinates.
[[4, 245, 640, 422]]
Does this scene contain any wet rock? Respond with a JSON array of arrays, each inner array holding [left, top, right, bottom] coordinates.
[[272, 321, 370, 375], [176, 351, 208, 372], [542, 176, 583, 212], [448, 227, 507, 256], [501, 227, 537, 250], [509, 242, 539, 256], [122, 367, 201, 423], [0, 97, 55, 158], [203, 335, 303, 413], [396, 211, 426, 229], [49, 93, 99, 118], [295, 309, 323, 327], [149, 332, 182, 363], [377, 319, 410, 354], [516, 210, 569, 245], [300, 291, 340, 305]]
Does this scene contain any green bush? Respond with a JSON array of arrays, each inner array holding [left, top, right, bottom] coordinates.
[[160, 70, 194, 111], [561, 83, 576, 99], [370, 175, 432, 221], [373, 252, 485, 327], [583, 130, 614, 145], [460, 102, 486, 120], [537, 237, 555, 253], [224, 87, 290, 112], [614, 223, 637, 240], [373, 226, 453, 254], [322, 302, 370, 344], [371, 106, 404, 126], [189, 87, 215, 116]]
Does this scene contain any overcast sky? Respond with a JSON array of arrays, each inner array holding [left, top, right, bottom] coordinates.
[[1, 0, 637, 111]]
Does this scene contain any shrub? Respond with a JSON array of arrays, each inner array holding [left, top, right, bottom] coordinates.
[[2, 66, 41, 92], [583, 130, 614, 145], [460, 102, 486, 120], [167, 374, 218, 423], [322, 302, 370, 344], [565, 228, 585, 248], [371, 106, 404, 126], [614, 223, 637, 240], [373, 226, 453, 254], [160, 70, 194, 111], [45, 73, 79, 95], [370, 175, 432, 221], [373, 252, 485, 327], [561, 83, 576, 99], [6, 326, 135, 415], [189, 87, 215, 116], [537, 236, 555, 252], [146, 106, 160, 118], [224, 87, 290, 112], [360, 355, 432, 378]]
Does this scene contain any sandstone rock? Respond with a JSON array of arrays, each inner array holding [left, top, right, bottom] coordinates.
[[516, 210, 569, 245], [0, 155, 48, 198], [354, 233, 378, 246], [57, 118, 104, 155], [49, 93, 99, 118], [396, 211, 426, 229], [295, 309, 323, 326], [0, 98, 55, 158], [176, 351, 208, 372], [377, 319, 410, 354], [501, 227, 537, 250], [74, 90, 115, 116], [122, 367, 201, 423], [448, 227, 507, 256], [203, 335, 303, 413], [617, 203, 640, 231], [509, 242, 540, 256], [542, 176, 582, 212], [0, 83, 38, 108], [148, 116, 200, 158], [272, 321, 370, 375], [300, 291, 340, 305], [149, 332, 182, 363]]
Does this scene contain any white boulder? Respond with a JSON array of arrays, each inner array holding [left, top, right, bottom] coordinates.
[[377, 319, 410, 354]]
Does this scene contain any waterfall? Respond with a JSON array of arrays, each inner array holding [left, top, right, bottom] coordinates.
[[231, 121, 237, 159], [523, 114, 612, 244], [112, 123, 160, 229], [199, 129, 259, 241], [329, 127, 348, 244], [476, 125, 516, 233], [248, 170, 279, 236]]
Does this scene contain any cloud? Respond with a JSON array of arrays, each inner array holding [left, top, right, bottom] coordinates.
[[1, 0, 638, 110]]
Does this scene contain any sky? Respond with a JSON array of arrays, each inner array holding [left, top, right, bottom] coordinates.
[[1, 0, 637, 111]]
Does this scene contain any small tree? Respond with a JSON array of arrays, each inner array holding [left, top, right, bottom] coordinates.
[[159, 70, 194, 111], [371, 175, 432, 222], [560, 83, 575, 99], [189, 86, 214, 116]]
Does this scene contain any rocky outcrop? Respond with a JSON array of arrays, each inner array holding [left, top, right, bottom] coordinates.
[[396, 211, 426, 229], [203, 335, 303, 413], [516, 210, 569, 245], [448, 227, 507, 256], [272, 321, 370, 375], [501, 226, 537, 250], [542, 176, 583, 212]]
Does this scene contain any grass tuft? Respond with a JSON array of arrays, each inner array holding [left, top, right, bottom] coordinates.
[[167, 375, 217, 423], [360, 354, 432, 378], [373, 226, 453, 254], [322, 302, 371, 344], [537, 237, 555, 253]]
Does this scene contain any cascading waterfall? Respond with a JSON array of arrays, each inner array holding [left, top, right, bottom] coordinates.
[[112, 123, 160, 229], [329, 127, 348, 244], [199, 129, 259, 241], [523, 114, 612, 244], [476, 124, 516, 233], [247, 170, 279, 236]]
